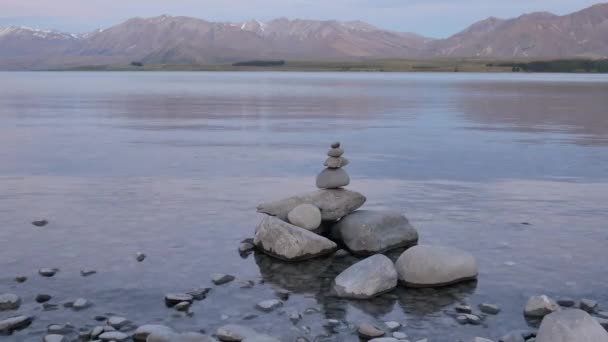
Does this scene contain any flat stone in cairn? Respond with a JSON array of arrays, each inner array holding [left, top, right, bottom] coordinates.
[[287, 203, 322, 231], [316, 142, 351, 189]]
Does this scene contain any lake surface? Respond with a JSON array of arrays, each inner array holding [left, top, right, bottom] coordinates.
[[0, 72, 607, 341]]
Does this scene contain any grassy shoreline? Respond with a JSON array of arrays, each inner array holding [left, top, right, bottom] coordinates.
[[50, 58, 608, 73]]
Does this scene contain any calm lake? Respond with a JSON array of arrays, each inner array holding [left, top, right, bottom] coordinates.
[[1, 72, 607, 341]]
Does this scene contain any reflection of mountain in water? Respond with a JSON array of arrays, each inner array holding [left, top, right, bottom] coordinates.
[[254, 250, 477, 321], [457, 81, 608, 145]]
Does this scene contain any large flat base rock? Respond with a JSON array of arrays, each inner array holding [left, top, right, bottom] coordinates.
[[331, 210, 418, 255], [395, 245, 478, 287], [254, 216, 337, 261], [536, 309, 608, 342], [257, 189, 366, 221]]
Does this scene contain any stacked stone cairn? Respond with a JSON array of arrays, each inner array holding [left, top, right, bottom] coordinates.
[[253, 142, 480, 299]]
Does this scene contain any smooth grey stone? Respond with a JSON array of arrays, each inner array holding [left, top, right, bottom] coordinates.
[[333, 254, 398, 299], [0, 316, 32, 334], [395, 245, 478, 287], [369, 338, 399, 342], [39, 268, 58, 277], [187, 287, 211, 300], [212, 274, 235, 285], [455, 304, 473, 314], [91, 326, 104, 339], [392, 332, 408, 339], [456, 315, 469, 324], [334, 249, 349, 258], [384, 321, 401, 331], [358, 323, 385, 339], [331, 210, 418, 255], [136, 252, 146, 262], [479, 303, 501, 315], [164, 333, 217, 342], [72, 298, 90, 310], [98, 331, 129, 341], [165, 293, 193, 307], [254, 216, 337, 261], [175, 301, 191, 311], [580, 298, 599, 313], [316, 168, 350, 189], [14, 276, 27, 283], [327, 147, 344, 157], [47, 324, 72, 334], [331, 142, 340, 148], [287, 203, 322, 231], [257, 189, 366, 221], [239, 242, 255, 254], [524, 295, 559, 317], [43, 335, 67, 342], [216, 324, 258, 341], [465, 314, 482, 325], [324, 157, 349, 169], [0, 293, 21, 310], [80, 269, 97, 277], [36, 294, 52, 303], [107, 316, 130, 329], [472, 338, 494, 342], [255, 299, 283, 313], [557, 298, 576, 307], [536, 309, 608, 342], [32, 219, 48, 227]]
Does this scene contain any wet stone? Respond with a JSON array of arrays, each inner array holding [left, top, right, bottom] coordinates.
[[43, 334, 67, 342], [98, 331, 130, 341], [393, 332, 408, 339], [465, 314, 482, 325], [14, 276, 27, 283], [32, 220, 48, 227], [72, 298, 90, 310], [175, 301, 191, 311], [524, 295, 559, 317], [255, 299, 283, 313], [39, 268, 58, 277], [80, 269, 97, 277], [36, 294, 52, 303], [274, 289, 290, 300], [47, 324, 71, 334], [455, 304, 472, 314], [580, 298, 599, 313], [165, 293, 194, 307], [384, 321, 401, 331], [479, 303, 501, 315], [0, 316, 33, 335], [0, 294, 21, 311], [108, 316, 130, 329], [212, 273, 236, 285], [187, 287, 211, 300], [358, 323, 385, 339], [557, 298, 576, 307], [288, 311, 302, 323], [239, 280, 255, 289]]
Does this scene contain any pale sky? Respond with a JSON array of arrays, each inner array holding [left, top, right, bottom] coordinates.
[[0, 0, 603, 38]]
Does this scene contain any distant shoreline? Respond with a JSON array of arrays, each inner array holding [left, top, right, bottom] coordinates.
[[38, 58, 608, 73]]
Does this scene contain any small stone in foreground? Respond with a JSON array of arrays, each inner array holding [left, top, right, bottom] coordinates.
[[536, 309, 608, 342], [479, 303, 501, 315], [165, 293, 194, 307], [255, 299, 283, 313], [72, 298, 90, 311], [175, 301, 191, 311], [108, 316, 130, 329], [32, 220, 48, 227], [187, 287, 211, 300], [465, 314, 482, 325], [35, 294, 52, 303], [557, 298, 576, 307], [14, 276, 27, 283], [524, 295, 559, 317], [580, 298, 599, 313], [384, 321, 401, 331], [39, 268, 58, 277], [0, 316, 33, 334], [455, 304, 472, 314], [212, 273, 235, 285], [358, 323, 385, 339], [133, 324, 174, 341], [135, 252, 146, 262], [0, 294, 21, 311]]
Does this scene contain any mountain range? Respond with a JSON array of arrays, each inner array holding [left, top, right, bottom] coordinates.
[[1, 3, 607, 70]]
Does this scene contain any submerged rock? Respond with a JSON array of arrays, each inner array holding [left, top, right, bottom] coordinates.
[[0, 316, 32, 334], [254, 216, 337, 261], [287, 203, 322, 231], [212, 274, 235, 285], [524, 295, 559, 317], [133, 324, 175, 341], [331, 210, 418, 255], [536, 309, 608, 342], [255, 299, 283, 313], [98, 331, 129, 341], [165, 293, 194, 307], [395, 245, 478, 287], [333, 254, 398, 299], [0, 294, 21, 311], [72, 298, 90, 310], [32, 220, 48, 227], [257, 189, 366, 221], [39, 268, 58, 277], [479, 303, 501, 315], [357, 323, 385, 339], [216, 324, 259, 341]]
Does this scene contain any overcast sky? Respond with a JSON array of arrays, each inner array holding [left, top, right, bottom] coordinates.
[[0, 0, 602, 38]]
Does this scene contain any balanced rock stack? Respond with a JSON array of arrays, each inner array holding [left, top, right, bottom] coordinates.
[[316, 142, 350, 189], [252, 142, 479, 300]]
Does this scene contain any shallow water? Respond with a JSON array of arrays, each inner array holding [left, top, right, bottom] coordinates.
[[0, 72, 607, 341]]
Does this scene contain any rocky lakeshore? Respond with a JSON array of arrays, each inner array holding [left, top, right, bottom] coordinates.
[[2, 143, 607, 342]]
